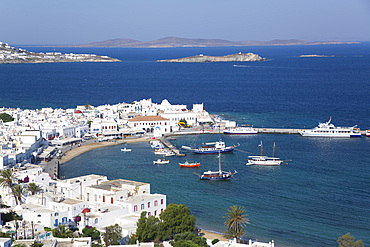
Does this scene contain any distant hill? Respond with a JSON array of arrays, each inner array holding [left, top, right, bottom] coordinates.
[[70, 37, 359, 48]]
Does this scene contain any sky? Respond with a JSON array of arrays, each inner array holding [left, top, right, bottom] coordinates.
[[1, 0, 370, 45]]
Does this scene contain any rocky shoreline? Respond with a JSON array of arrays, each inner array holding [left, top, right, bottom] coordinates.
[[158, 52, 266, 63]]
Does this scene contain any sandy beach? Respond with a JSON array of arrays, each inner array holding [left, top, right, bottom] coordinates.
[[59, 137, 148, 164], [199, 229, 227, 241]]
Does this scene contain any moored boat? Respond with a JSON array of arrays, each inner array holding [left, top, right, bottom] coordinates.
[[224, 126, 258, 135], [299, 118, 361, 138], [121, 147, 132, 152], [179, 161, 200, 168], [246, 141, 284, 166], [198, 152, 237, 180], [153, 158, 169, 165], [366, 129, 370, 137], [182, 126, 239, 154]]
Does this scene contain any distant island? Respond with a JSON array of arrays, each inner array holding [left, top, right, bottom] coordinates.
[[63, 37, 359, 48], [0, 42, 120, 64], [158, 52, 266, 63]]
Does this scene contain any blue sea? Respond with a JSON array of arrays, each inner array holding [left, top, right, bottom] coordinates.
[[1, 44, 369, 246]]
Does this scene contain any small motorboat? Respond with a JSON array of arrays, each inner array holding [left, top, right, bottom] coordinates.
[[366, 129, 370, 137], [121, 147, 132, 152], [179, 161, 200, 168], [153, 158, 169, 165]]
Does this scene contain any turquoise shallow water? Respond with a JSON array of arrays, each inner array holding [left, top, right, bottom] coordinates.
[[1, 44, 370, 246]]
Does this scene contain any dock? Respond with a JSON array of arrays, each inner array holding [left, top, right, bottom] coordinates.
[[159, 137, 186, 156], [254, 128, 306, 134]]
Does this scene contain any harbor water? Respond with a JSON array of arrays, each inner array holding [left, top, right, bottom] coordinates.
[[1, 43, 369, 246]]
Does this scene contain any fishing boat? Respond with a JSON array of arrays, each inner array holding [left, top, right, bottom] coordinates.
[[153, 156, 169, 165], [299, 118, 361, 138], [199, 152, 237, 180], [246, 141, 283, 166], [121, 147, 132, 152], [224, 126, 258, 135], [366, 129, 370, 137], [182, 126, 239, 154], [179, 161, 200, 168]]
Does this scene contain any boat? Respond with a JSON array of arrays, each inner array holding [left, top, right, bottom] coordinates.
[[299, 118, 361, 138], [153, 158, 169, 165], [366, 129, 370, 137], [179, 161, 200, 168], [224, 126, 258, 135], [182, 126, 239, 154], [199, 152, 237, 180], [149, 140, 164, 149], [246, 141, 283, 166], [154, 148, 175, 156], [121, 147, 132, 152]]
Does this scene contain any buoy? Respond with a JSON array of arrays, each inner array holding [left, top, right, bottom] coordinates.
[[286, 163, 288, 165]]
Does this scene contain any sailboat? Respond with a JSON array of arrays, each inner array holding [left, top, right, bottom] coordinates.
[[246, 141, 283, 166], [182, 125, 239, 154], [199, 151, 237, 180]]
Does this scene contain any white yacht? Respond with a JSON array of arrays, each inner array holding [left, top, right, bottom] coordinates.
[[246, 141, 283, 166], [299, 118, 361, 138]]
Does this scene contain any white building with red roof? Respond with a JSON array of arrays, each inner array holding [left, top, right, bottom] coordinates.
[[128, 115, 170, 136]]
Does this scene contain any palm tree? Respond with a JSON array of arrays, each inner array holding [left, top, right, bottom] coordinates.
[[53, 225, 73, 238], [0, 169, 19, 205], [224, 205, 250, 242], [27, 183, 42, 195], [13, 185, 26, 205]]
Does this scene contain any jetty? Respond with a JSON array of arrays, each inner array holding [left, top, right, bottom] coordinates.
[[159, 137, 186, 156], [254, 128, 306, 134]]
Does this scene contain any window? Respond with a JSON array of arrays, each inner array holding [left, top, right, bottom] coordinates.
[[148, 202, 150, 208], [161, 199, 164, 205], [154, 200, 158, 206], [141, 204, 144, 210], [134, 205, 138, 212], [95, 218, 98, 224], [154, 210, 157, 216], [37, 214, 41, 217], [148, 212, 151, 216]]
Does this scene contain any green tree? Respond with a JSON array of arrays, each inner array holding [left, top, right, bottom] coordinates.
[[0, 169, 19, 205], [158, 203, 196, 240], [337, 233, 364, 247], [102, 224, 122, 246], [27, 183, 42, 195], [0, 113, 14, 123], [30, 240, 44, 247], [135, 211, 160, 242], [52, 225, 74, 238], [13, 185, 26, 205], [224, 205, 249, 242], [171, 232, 207, 247], [82, 226, 100, 240]]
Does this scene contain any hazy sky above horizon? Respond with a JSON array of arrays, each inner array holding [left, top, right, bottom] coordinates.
[[1, 0, 370, 45]]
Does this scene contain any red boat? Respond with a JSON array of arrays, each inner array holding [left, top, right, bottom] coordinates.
[[179, 161, 200, 168]]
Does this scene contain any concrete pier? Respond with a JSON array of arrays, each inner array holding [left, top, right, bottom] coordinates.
[[159, 137, 186, 156], [254, 128, 306, 134]]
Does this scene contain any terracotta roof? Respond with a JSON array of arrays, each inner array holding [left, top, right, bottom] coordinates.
[[129, 116, 169, 122]]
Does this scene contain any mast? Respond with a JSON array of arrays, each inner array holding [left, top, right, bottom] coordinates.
[[218, 151, 222, 174], [202, 124, 205, 146], [260, 140, 263, 156], [273, 142, 275, 158]]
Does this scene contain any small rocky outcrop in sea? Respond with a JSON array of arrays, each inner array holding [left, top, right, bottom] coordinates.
[[158, 52, 266, 63]]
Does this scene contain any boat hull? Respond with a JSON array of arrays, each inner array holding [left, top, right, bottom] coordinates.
[[200, 174, 231, 180], [193, 147, 234, 154], [179, 162, 200, 168]]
